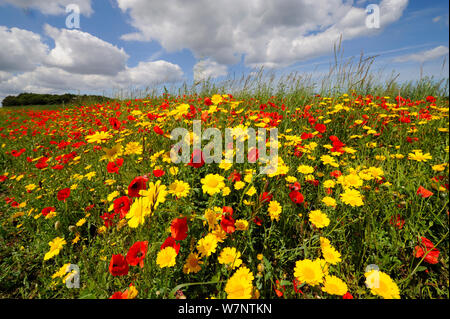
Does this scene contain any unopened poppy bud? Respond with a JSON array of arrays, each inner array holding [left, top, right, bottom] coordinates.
[[54, 221, 61, 230], [116, 219, 127, 230], [252, 288, 260, 299], [68, 225, 76, 232], [175, 290, 186, 299], [257, 263, 264, 272]]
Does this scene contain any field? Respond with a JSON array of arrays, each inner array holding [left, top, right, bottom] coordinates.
[[0, 80, 449, 299]]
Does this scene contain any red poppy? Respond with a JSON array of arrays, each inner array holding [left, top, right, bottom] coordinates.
[[228, 170, 241, 182], [274, 280, 285, 297], [223, 206, 233, 215], [330, 170, 342, 178], [293, 278, 303, 294], [414, 236, 440, 264], [417, 186, 433, 198], [221, 206, 235, 234], [314, 123, 326, 133], [329, 135, 340, 143], [110, 291, 127, 299], [330, 136, 345, 153], [288, 182, 302, 192], [153, 169, 165, 178], [114, 196, 131, 219], [289, 190, 304, 204], [11, 148, 26, 157], [57, 141, 70, 150], [161, 236, 180, 254], [204, 97, 213, 106], [109, 254, 129, 276], [126, 241, 148, 268], [109, 283, 136, 299], [389, 214, 405, 230], [105, 161, 118, 174], [343, 292, 354, 299], [0, 175, 7, 182], [301, 132, 314, 140], [41, 207, 55, 217], [260, 192, 273, 203], [107, 158, 124, 174], [294, 145, 304, 157], [426, 96, 436, 103], [101, 212, 115, 228], [170, 217, 188, 241], [253, 216, 263, 226], [153, 125, 164, 135], [128, 176, 148, 198], [71, 141, 86, 149], [306, 179, 319, 187], [35, 157, 49, 169], [57, 188, 71, 201], [109, 117, 122, 130], [187, 149, 205, 168], [399, 116, 411, 123], [201, 111, 210, 122]]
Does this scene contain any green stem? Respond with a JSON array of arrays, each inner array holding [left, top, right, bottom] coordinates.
[[169, 280, 225, 299], [163, 267, 169, 298]]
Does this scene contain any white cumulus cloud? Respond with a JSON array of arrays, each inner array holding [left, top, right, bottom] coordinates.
[[117, 0, 408, 68], [124, 60, 184, 85], [0, 60, 184, 100], [0, 0, 93, 16], [0, 26, 49, 72], [0, 25, 184, 101], [193, 59, 228, 82], [394, 45, 449, 63], [44, 24, 129, 76]]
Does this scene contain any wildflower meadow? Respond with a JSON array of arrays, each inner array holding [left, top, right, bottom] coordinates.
[[0, 82, 448, 300]]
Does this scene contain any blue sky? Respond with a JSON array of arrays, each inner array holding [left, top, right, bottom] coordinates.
[[0, 0, 448, 100]]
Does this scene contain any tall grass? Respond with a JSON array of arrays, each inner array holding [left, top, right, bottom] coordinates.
[[23, 43, 444, 108], [146, 41, 449, 106]]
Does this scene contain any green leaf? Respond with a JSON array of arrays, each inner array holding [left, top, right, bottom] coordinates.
[[279, 280, 293, 286], [416, 266, 428, 272]]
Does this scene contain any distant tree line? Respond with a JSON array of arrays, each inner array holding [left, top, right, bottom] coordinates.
[[2, 93, 112, 107]]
